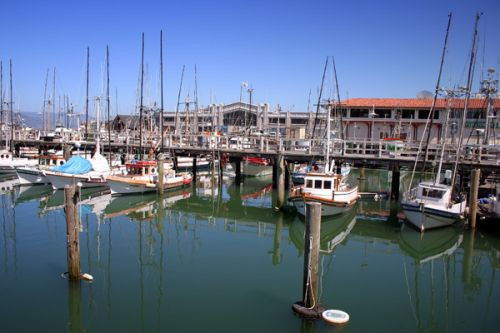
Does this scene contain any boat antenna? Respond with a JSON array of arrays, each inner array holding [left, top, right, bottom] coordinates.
[[160, 29, 164, 151], [422, 12, 452, 171], [139, 32, 145, 160], [174, 65, 185, 135], [311, 57, 328, 141], [106, 45, 111, 165], [450, 12, 482, 197], [332, 56, 344, 155]]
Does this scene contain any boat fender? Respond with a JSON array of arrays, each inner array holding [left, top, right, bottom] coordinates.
[[291, 301, 325, 319], [322, 309, 350, 324]]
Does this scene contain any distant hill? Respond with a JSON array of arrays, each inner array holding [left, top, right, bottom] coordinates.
[[17, 112, 88, 129]]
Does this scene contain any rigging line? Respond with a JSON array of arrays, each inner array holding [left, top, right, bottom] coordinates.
[[174, 65, 185, 135], [311, 57, 328, 141], [450, 12, 482, 198], [407, 13, 451, 192], [332, 56, 345, 152], [422, 12, 452, 171]]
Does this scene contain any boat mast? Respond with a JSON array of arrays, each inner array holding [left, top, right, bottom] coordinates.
[[325, 101, 331, 172], [139, 33, 145, 160], [434, 93, 452, 185], [194, 64, 199, 133], [106, 45, 111, 165], [95, 97, 101, 154], [52, 67, 56, 130], [407, 13, 451, 192], [0, 61, 3, 149], [422, 13, 452, 170], [9, 59, 13, 152], [450, 12, 481, 195], [311, 57, 328, 141], [174, 65, 185, 135], [160, 30, 164, 151], [85, 47, 90, 142], [332, 56, 344, 155]]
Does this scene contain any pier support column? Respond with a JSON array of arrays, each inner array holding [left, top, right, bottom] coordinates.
[[235, 157, 242, 185], [292, 202, 323, 318], [390, 163, 400, 201], [284, 160, 290, 189], [276, 154, 285, 210], [157, 160, 164, 195], [272, 159, 278, 189], [64, 185, 80, 281], [192, 156, 197, 183], [468, 168, 480, 228]]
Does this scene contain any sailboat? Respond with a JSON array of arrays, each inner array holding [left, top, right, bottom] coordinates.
[[43, 98, 110, 189], [401, 14, 473, 232]]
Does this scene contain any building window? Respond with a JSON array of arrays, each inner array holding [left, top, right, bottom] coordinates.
[[402, 109, 415, 119], [350, 109, 369, 117], [374, 109, 391, 118], [291, 118, 308, 125], [418, 110, 440, 119]]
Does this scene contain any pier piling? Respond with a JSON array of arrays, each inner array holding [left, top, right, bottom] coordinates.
[[192, 156, 197, 182], [390, 163, 400, 201], [276, 154, 285, 210], [468, 168, 480, 228], [157, 159, 164, 195], [292, 202, 323, 318], [64, 185, 80, 281], [235, 157, 242, 185]]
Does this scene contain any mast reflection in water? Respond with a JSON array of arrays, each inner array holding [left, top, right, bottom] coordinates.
[[0, 170, 498, 333]]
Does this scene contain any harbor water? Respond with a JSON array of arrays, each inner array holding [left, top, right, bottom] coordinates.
[[0, 169, 499, 332]]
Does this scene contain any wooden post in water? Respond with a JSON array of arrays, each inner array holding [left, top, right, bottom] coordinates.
[[303, 202, 321, 308], [276, 154, 285, 210], [390, 163, 400, 201], [192, 156, 197, 182], [64, 185, 80, 281], [468, 168, 480, 228], [157, 159, 164, 195], [235, 157, 241, 185]]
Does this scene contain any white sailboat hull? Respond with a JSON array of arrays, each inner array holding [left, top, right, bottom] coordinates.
[[16, 167, 49, 185], [44, 172, 106, 190], [401, 201, 465, 231]]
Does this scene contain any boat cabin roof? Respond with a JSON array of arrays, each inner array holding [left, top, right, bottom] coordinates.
[[418, 182, 449, 191], [126, 161, 157, 169]]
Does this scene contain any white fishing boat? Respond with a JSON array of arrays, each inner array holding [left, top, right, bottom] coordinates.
[[176, 156, 211, 173], [242, 156, 272, 177], [401, 182, 466, 231], [15, 153, 66, 185], [0, 149, 38, 174], [106, 160, 192, 195], [289, 171, 358, 216]]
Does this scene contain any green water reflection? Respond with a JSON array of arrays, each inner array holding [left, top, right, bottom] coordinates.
[[0, 169, 498, 333]]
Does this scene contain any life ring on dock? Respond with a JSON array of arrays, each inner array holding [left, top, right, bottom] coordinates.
[[291, 301, 325, 319]]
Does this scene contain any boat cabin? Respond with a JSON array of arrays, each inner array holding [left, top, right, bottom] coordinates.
[[304, 173, 341, 194], [126, 161, 157, 176], [416, 182, 451, 204], [0, 151, 12, 162]]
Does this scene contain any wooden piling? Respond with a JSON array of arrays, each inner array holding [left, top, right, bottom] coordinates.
[[303, 202, 321, 308], [276, 154, 285, 210], [157, 159, 164, 195], [64, 185, 80, 281], [468, 168, 480, 228], [390, 163, 400, 201], [192, 156, 197, 182], [235, 157, 241, 185]]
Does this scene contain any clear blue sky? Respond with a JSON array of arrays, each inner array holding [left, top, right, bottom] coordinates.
[[0, 0, 498, 116]]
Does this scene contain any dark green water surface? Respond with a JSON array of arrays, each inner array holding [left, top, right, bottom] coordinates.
[[0, 170, 499, 332]]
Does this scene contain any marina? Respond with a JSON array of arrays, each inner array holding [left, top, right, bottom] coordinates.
[[0, 1, 499, 332]]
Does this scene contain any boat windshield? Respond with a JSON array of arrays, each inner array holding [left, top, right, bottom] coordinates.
[[421, 187, 445, 199]]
